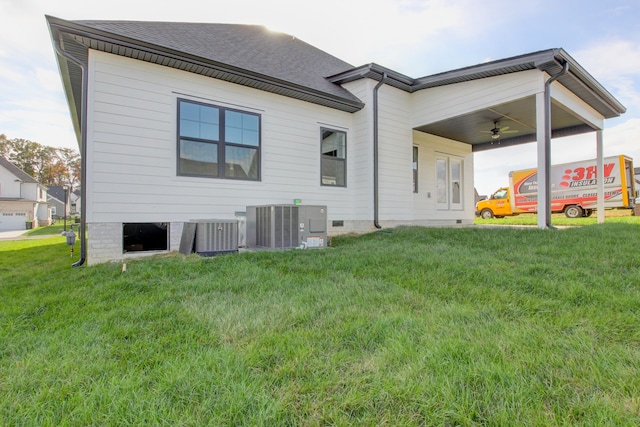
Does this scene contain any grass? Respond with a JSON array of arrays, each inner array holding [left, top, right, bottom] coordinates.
[[1, 224, 640, 425], [25, 220, 80, 237], [24, 225, 67, 236], [474, 209, 639, 226]]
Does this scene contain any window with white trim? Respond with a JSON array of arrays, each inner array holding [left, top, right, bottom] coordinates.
[[177, 99, 260, 180], [321, 128, 346, 187]]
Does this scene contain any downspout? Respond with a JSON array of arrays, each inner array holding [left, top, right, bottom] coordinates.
[[53, 37, 88, 267], [543, 60, 569, 228], [373, 72, 387, 229]]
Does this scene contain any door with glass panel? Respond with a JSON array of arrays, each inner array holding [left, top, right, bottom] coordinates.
[[436, 154, 463, 211]]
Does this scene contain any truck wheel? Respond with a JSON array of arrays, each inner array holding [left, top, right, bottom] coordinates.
[[480, 209, 494, 219], [565, 205, 583, 218]]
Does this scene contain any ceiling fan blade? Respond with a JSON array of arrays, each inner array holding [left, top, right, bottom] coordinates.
[[499, 126, 510, 132]]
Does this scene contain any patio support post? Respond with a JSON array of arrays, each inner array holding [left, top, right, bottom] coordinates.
[[596, 129, 605, 224], [538, 61, 569, 228], [535, 91, 548, 229]]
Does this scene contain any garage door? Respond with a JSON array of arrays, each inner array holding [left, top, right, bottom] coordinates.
[[0, 212, 28, 230]]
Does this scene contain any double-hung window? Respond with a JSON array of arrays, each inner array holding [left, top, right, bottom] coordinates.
[[321, 128, 346, 187], [177, 99, 260, 180]]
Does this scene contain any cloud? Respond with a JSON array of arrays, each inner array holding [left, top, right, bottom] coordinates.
[[473, 117, 640, 196], [602, 118, 640, 159], [0, 106, 77, 149], [169, 0, 501, 74], [0, 1, 52, 57], [573, 39, 640, 113], [35, 67, 64, 92], [0, 60, 28, 87]]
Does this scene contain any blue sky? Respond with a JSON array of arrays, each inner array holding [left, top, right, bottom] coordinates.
[[1, 0, 638, 195]]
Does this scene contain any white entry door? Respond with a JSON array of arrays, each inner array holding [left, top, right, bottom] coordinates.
[[436, 154, 463, 211]]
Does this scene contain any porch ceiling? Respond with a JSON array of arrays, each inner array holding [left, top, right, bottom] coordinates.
[[414, 96, 596, 152]]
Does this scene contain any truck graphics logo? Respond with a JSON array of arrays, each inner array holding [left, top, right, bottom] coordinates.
[[514, 161, 618, 195], [559, 163, 615, 188], [516, 174, 538, 193]]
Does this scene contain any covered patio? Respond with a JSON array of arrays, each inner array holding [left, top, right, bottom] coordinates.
[[412, 48, 626, 227]]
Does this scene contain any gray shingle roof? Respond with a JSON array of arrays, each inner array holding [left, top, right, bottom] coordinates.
[[47, 16, 625, 137], [0, 157, 38, 184], [76, 20, 357, 101], [47, 17, 363, 113], [47, 185, 67, 201]]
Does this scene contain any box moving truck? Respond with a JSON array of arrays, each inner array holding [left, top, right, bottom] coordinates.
[[476, 155, 636, 219]]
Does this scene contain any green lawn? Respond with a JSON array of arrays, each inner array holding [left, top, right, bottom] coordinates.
[[25, 220, 80, 237], [23, 225, 66, 236], [474, 209, 639, 226], [1, 224, 639, 425]]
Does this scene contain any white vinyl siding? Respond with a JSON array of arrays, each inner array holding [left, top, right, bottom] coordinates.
[[341, 80, 373, 221], [0, 167, 22, 198], [85, 50, 501, 241], [376, 84, 414, 222], [87, 51, 355, 224], [411, 70, 543, 127], [412, 131, 474, 222]]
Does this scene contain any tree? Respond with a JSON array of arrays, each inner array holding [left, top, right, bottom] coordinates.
[[5, 138, 47, 179], [0, 134, 8, 157], [0, 135, 80, 189], [56, 147, 81, 188]]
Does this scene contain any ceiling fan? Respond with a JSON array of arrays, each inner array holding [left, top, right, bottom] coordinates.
[[481, 120, 518, 140]]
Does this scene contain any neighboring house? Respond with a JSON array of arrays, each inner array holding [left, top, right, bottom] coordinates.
[[47, 17, 625, 265], [70, 189, 81, 215], [474, 188, 487, 205], [0, 157, 51, 230], [47, 185, 73, 219]]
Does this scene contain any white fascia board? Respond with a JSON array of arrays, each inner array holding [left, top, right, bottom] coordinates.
[[551, 79, 604, 130]]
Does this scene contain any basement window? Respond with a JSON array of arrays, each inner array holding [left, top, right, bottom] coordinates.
[[123, 223, 169, 253]]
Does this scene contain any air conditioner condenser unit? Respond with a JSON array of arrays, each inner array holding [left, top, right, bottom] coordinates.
[[180, 219, 238, 256], [246, 205, 327, 250]]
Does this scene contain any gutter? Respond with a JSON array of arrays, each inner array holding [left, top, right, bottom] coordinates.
[[550, 49, 626, 115], [542, 60, 569, 228], [52, 37, 88, 267], [46, 16, 364, 114], [373, 71, 387, 229]]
